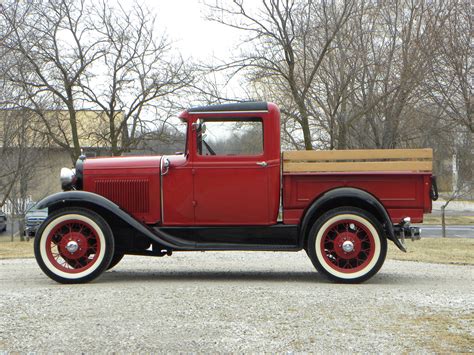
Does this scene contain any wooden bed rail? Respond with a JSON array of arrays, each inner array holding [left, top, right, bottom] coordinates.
[[282, 148, 433, 173]]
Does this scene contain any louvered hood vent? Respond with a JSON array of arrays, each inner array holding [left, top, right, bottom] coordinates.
[[95, 179, 150, 213]]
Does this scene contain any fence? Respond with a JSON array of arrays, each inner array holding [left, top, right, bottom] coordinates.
[[1, 196, 33, 216]]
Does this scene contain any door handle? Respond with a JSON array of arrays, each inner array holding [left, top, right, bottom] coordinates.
[[256, 161, 268, 167], [161, 157, 170, 176]]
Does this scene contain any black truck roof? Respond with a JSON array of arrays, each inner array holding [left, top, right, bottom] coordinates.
[[188, 101, 268, 113]]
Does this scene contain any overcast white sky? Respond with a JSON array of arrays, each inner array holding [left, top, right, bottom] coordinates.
[[148, 0, 243, 62]]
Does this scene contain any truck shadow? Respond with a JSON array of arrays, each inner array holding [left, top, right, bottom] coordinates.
[[98, 269, 419, 285], [100, 270, 328, 284]]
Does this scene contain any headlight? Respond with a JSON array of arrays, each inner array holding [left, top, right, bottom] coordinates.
[[60, 167, 76, 191]]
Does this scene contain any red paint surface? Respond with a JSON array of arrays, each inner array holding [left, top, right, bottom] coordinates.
[[161, 155, 194, 225], [282, 172, 432, 224], [160, 102, 281, 226], [83, 156, 162, 224]]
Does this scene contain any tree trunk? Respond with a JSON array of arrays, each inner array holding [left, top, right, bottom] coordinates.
[[67, 106, 82, 163], [301, 117, 313, 150], [336, 93, 348, 150], [19, 173, 27, 242], [441, 205, 446, 238], [10, 217, 14, 242], [337, 122, 347, 149]]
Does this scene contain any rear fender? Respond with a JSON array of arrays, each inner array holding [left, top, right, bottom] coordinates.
[[299, 187, 405, 252]]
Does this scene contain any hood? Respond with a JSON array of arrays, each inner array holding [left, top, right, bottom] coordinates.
[[84, 156, 162, 170]]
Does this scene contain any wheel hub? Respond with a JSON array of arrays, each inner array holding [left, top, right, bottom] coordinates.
[[58, 232, 88, 259], [342, 240, 354, 253], [66, 240, 79, 253], [332, 232, 361, 258]]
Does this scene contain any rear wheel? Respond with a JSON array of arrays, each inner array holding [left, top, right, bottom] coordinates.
[[307, 207, 387, 283], [34, 208, 114, 284]]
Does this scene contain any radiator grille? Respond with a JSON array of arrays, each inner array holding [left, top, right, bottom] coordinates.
[[95, 179, 150, 213]]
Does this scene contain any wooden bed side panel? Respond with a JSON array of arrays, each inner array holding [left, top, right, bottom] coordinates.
[[283, 148, 433, 173]]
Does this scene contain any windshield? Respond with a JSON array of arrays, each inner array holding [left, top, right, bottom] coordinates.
[[175, 120, 188, 155]]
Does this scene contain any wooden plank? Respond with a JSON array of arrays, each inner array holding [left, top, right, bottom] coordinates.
[[283, 160, 433, 173], [283, 148, 433, 161]]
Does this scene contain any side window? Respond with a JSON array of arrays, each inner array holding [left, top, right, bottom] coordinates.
[[196, 118, 263, 156]]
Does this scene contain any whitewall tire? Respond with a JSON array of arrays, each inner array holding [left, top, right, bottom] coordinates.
[[34, 208, 114, 284], [307, 207, 387, 283]]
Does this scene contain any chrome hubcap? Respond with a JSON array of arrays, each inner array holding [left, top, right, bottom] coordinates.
[[342, 240, 354, 253], [66, 241, 79, 253]]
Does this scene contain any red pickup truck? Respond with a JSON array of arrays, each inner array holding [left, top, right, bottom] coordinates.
[[34, 102, 437, 284]]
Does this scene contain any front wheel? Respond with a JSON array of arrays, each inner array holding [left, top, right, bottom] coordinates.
[[34, 208, 114, 284], [107, 252, 124, 270], [307, 207, 387, 283]]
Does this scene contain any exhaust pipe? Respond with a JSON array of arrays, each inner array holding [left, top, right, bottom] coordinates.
[[393, 217, 421, 249]]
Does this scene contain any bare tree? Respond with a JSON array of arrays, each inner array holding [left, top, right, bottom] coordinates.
[[205, 0, 355, 150], [1, 0, 194, 161], [1, 0, 105, 162], [0, 109, 47, 240], [80, 1, 193, 156], [343, 1, 448, 149], [428, 0, 472, 135]]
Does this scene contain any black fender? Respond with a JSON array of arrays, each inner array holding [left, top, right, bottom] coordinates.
[[36, 191, 192, 250], [299, 187, 405, 252]]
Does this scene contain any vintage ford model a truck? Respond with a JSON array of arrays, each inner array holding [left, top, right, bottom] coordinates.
[[34, 102, 438, 284]]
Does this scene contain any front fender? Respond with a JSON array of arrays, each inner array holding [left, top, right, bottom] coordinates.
[[37, 191, 120, 211], [299, 187, 405, 252], [37, 191, 180, 249]]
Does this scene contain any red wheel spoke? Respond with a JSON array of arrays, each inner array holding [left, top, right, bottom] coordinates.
[[45, 218, 101, 274], [321, 218, 376, 274]]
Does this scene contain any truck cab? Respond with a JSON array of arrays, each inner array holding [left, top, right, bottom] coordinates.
[[167, 101, 281, 226], [33, 102, 437, 284]]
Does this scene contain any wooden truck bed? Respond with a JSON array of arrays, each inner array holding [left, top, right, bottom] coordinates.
[[282, 148, 433, 173], [282, 149, 433, 225]]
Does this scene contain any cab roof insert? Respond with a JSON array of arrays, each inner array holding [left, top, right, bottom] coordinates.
[[188, 101, 268, 114]]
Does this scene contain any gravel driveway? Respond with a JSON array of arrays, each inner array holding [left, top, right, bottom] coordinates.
[[0, 252, 472, 352]]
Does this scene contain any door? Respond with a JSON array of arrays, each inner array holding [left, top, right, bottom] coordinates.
[[192, 117, 270, 225]]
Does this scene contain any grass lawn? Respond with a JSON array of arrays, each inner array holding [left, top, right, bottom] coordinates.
[[422, 215, 474, 225], [1, 238, 473, 265], [388, 238, 474, 265], [0, 240, 35, 259]]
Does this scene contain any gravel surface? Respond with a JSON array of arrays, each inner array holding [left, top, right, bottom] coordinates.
[[1, 252, 473, 352]]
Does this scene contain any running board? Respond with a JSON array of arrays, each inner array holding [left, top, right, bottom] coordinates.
[[176, 244, 301, 252], [150, 224, 300, 251]]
